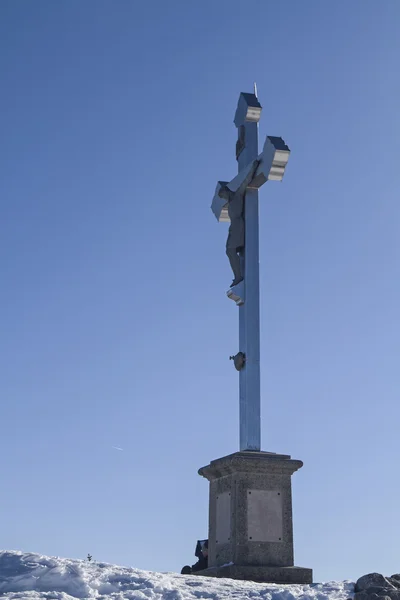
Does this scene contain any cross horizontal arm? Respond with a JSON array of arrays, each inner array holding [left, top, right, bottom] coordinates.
[[210, 136, 290, 223], [250, 136, 290, 188], [226, 159, 259, 194]]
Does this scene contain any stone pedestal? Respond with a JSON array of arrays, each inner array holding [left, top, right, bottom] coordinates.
[[197, 451, 312, 584]]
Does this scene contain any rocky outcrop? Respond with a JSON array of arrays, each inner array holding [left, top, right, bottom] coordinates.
[[354, 573, 400, 600]]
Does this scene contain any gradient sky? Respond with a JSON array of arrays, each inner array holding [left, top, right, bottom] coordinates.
[[1, 0, 399, 583]]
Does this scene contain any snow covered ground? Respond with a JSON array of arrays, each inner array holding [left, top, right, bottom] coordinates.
[[0, 550, 354, 600]]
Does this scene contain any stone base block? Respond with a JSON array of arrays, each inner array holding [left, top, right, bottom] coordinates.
[[194, 564, 313, 584]]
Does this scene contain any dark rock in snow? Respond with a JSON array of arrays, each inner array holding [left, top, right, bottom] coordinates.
[[354, 591, 400, 600], [365, 588, 398, 596], [383, 593, 400, 600], [354, 592, 381, 600], [356, 574, 396, 593]]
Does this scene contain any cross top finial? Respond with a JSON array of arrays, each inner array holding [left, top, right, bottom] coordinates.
[[234, 92, 262, 127]]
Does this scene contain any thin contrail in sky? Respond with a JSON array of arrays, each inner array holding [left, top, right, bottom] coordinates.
[[112, 446, 124, 451]]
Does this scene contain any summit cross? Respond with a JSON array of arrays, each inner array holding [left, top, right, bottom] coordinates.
[[211, 89, 290, 451]]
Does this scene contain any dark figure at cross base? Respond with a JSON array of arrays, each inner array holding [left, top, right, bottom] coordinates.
[[181, 540, 208, 575], [218, 159, 260, 287]]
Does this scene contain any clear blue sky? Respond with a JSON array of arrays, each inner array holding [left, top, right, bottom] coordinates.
[[1, 0, 399, 583]]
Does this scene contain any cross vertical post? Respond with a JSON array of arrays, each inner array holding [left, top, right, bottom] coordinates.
[[235, 113, 261, 452]]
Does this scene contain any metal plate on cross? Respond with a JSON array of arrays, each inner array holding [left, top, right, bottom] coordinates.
[[230, 352, 246, 371]]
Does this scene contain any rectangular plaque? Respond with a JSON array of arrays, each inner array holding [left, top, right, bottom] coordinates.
[[247, 490, 283, 542], [216, 492, 231, 545]]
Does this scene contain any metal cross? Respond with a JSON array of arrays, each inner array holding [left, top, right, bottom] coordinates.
[[211, 90, 290, 451]]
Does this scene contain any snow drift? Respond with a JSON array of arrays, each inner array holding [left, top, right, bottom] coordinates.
[[0, 550, 354, 600]]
